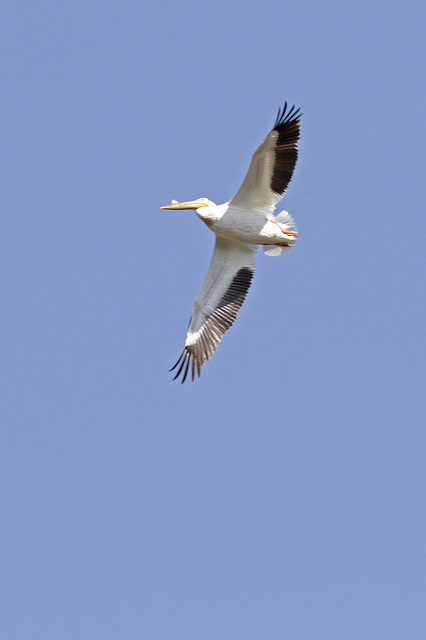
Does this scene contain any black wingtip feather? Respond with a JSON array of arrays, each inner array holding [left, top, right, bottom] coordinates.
[[274, 101, 288, 127], [181, 355, 190, 384], [169, 352, 183, 372], [171, 351, 187, 380]]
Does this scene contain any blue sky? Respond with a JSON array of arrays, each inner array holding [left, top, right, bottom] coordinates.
[[2, 0, 425, 638]]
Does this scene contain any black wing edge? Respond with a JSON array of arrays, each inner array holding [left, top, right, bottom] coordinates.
[[170, 267, 254, 383], [271, 102, 302, 198]]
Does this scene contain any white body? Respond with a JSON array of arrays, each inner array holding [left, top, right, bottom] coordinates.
[[197, 201, 297, 247]]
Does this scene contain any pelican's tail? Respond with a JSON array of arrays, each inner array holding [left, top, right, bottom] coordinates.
[[275, 210, 297, 234], [263, 245, 289, 256], [263, 210, 298, 257]]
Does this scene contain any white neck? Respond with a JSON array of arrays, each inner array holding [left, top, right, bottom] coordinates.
[[196, 202, 228, 226]]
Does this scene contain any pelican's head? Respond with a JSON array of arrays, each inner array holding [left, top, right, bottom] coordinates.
[[160, 198, 220, 224]]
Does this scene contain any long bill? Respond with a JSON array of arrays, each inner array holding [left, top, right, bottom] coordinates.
[[160, 199, 208, 210]]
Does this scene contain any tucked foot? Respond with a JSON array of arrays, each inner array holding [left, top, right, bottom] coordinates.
[[270, 218, 298, 237]]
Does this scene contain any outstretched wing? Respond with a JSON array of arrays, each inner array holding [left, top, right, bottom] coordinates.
[[229, 103, 301, 212], [171, 237, 256, 382]]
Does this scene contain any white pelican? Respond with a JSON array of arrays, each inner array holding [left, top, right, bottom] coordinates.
[[161, 103, 301, 382]]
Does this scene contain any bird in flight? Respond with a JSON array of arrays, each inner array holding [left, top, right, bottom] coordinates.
[[161, 103, 301, 382]]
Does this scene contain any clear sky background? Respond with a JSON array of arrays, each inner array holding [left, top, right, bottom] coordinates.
[[2, 1, 425, 638]]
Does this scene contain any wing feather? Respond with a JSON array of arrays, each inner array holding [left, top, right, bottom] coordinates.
[[229, 103, 301, 211], [171, 237, 256, 382]]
